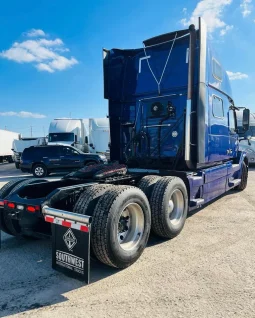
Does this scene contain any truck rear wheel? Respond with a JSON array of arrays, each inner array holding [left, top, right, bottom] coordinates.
[[91, 186, 151, 268], [150, 177, 188, 239], [73, 184, 115, 216], [0, 178, 27, 235], [3, 178, 47, 236], [0, 178, 27, 199], [138, 175, 162, 199], [236, 162, 248, 191]]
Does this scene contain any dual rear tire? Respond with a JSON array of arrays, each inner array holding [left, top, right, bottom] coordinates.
[[74, 185, 151, 268], [74, 175, 188, 269]]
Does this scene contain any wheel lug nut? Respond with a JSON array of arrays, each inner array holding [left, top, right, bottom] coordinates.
[[120, 235, 124, 240]]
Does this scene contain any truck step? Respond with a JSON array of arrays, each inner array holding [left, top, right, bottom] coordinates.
[[190, 198, 205, 207], [228, 179, 241, 187]]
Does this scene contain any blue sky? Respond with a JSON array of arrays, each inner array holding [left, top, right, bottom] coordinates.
[[0, 0, 254, 137]]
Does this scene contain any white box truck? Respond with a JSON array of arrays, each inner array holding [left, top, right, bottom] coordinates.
[[48, 118, 110, 156], [0, 129, 20, 163]]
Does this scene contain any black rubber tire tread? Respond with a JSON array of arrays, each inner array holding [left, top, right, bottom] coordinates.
[[32, 164, 48, 178], [91, 185, 151, 268], [236, 162, 248, 191], [73, 184, 115, 216], [138, 175, 162, 199], [3, 178, 47, 236], [8, 178, 47, 196], [150, 176, 188, 239], [0, 178, 27, 199], [0, 178, 28, 235], [15, 162, 20, 169]]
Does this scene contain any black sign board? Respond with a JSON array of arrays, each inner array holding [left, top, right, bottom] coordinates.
[[51, 224, 90, 284]]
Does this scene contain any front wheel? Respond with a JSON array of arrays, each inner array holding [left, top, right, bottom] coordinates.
[[91, 186, 151, 268], [236, 162, 248, 191], [32, 164, 47, 178]]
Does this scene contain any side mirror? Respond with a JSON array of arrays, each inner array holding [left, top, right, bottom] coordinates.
[[243, 109, 250, 132]]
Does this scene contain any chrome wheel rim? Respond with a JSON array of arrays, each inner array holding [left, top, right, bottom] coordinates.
[[35, 167, 44, 176], [117, 203, 144, 251], [168, 189, 184, 227]]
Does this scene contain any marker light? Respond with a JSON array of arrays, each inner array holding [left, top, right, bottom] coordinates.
[[26, 205, 40, 213]]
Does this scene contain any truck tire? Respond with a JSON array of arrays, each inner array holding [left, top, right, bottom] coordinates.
[[91, 186, 151, 268], [3, 178, 47, 236], [0, 178, 27, 199], [150, 176, 188, 239], [0, 178, 27, 235], [32, 164, 47, 178], [138, 175, 162, 200], [73, 184, 115, 216], [15, 162, 20, 169], [236, 162, 248, 191]]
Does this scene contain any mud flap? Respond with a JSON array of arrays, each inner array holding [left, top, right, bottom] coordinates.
[[43, 206, 92, 284]]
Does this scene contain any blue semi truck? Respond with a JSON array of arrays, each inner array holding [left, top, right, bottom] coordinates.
[[0, 18, 250, 268]]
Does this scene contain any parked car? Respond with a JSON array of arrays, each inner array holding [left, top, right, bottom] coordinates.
[[20, 145, 107, 177]]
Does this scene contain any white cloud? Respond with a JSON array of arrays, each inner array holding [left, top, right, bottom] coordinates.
[[0, 111, 46, 118], [24, 29, 46, 38], [0, 30, 78, 73], [220, 24, 234, 36], [35, 63, 54, 73], [182, 7, 187, 14], [180, 0, 232, 34], [227, 71, 249, 80], [240, 0, 252, 17]]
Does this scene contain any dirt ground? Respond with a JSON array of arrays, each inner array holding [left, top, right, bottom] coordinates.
[[0, 164, 255, 318]]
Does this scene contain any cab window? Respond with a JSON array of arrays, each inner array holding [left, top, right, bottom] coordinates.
[[212, 96, 224, 118], [212, 58, 223, 81], [61, 147, 79, 156]]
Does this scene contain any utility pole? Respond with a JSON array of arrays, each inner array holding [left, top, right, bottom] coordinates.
[[43, 126, 45, 137], [30, 126, 33, 137]]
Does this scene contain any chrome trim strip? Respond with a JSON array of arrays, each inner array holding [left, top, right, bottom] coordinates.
[[185, 99, 192, 161], [197, 17, 207, 164], [42, 206, 92, 224]]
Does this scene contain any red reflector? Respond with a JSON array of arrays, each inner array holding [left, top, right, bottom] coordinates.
[[4, 200, 8, 205], [26, 205, 40, 213], [45, 216, 54, 223], [62, 220, 72, 228], [27, 206, 36, 213], [0, 200, 4, 206], [80, 225, 89, 232], [7, 203, 15, 209]]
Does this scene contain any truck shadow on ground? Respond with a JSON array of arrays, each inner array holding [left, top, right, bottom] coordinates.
[[0, 233, 120, 317]]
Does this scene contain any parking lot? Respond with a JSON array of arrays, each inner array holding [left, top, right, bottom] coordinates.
[[0, 163, 255, 318]]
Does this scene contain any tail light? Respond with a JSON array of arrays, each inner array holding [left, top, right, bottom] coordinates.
[[0, 200, 4, 207], [26, 205, 40, 213], [7, 202, 15, 209]]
